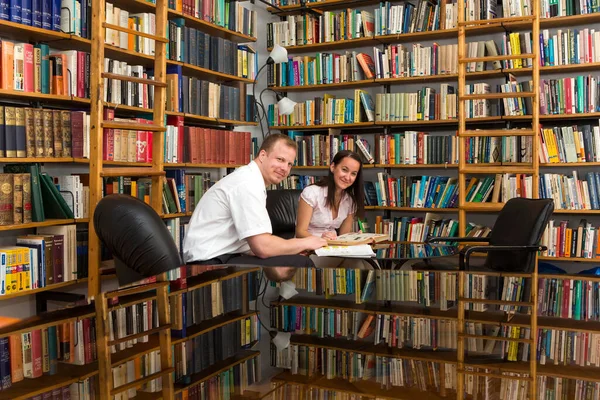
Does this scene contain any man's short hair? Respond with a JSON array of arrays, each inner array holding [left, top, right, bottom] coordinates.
[[258, 133, 297, 154]]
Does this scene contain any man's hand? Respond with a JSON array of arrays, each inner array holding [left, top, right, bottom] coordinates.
[[303, 236, 328, 251], [321, 231, 337, 240]]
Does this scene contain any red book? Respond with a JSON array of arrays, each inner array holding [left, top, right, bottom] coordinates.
[[102, 108, 115, 161], [166, 115, 184, 163], [76, 52, 86, 98], [23, 44, 34, 92], [30, 329, 43, 378]]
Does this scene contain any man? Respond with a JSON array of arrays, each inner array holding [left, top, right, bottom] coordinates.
[[183, 133, 327, 279]]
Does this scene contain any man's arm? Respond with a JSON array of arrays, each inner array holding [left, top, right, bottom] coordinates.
[[295, 197, 314, 238], [247, 233, 327, 259]]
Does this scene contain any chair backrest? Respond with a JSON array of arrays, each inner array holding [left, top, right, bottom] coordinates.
[[266, 189, 302, 239], [93, 194, 182, 285], [486, 197, 554, 272]]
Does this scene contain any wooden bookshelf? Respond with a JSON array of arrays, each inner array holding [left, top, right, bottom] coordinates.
[[0, 362, 99, 400]]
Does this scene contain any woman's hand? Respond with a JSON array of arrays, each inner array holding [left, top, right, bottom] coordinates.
[[321, 231, 337, 240]]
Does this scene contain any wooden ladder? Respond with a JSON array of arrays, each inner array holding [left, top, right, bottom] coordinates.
[[87, 0, 169, 300], [456, 3, 541, 399], [95, 281, 174, 399]]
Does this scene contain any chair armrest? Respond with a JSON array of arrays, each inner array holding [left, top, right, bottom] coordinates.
[[460, 244, 548, 270], [426, 236, 490, 244]]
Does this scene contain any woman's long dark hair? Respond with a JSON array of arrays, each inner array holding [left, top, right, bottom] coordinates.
[[315, 150, 365, 219]]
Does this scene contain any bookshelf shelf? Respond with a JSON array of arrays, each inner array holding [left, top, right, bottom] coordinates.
[[174, 112, 258, 126], [541, 162, 600, 167], [273, 372, 450, 400], [0, 19, 71, 44], [0, 362, 99, 400], [173, 350, 260, 394], [171, 311, 259, 345], [167, 9, 256, 43], [539, 256, 599, 263], [271, 122, 375, 130], [176, 61, 255, 83], [377, 163, 458, 169], [0, 279, 89, 301], [162, 212, 188, 219], [270, 79, 377, 91], [0, 89, 76, 104], [0, 218, 79, 232], [0, 157, 75, 163], [164, 163, 243, 168], [110, 335, 161, 367], [377, 28, 459, 44], [267, 36, 376, 53], [292, 164, 375, 169], [377, 74, 458, 84], [0, 304, 95, 338], [170, 267, 260, 296], [366, 206, 459, 212]]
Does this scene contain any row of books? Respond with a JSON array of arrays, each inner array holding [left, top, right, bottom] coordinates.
[[173, 356, 261, 400], [0, 317, 97, 390], [167, 66, 247, 122], [540, 171, 600, 211], [0, 41, 88, 97], [375, 0, 457, 35], [173, 316, 259, 383], [373, 214, 462, 247], [268, 91, 375, 127], [104, 7, 155, 56], [266, 51, 373, 88], [0, 0, 90, 36], [541, 219, 599, 259], [537, 276, 599, 320], [465, 134, 533, 164], [164, 118, 255, 165], [288, 133, 373, 167], [170, 275, 246, 337], [268, 175, 317, 191], [373, 43, 458, 79], [168, 0, 257, 37], [375, 85, 457, 122], [265, 11, 374, 49], [111, 350, 162, 398], [541, 28, 599, 67], [103, 59, 154, 108], [539, 124, 600, 164], [366, 174, 459, 208], [20, 380, 96, 400], [376, 132, 458, 166], [167, 19, 258, 79]]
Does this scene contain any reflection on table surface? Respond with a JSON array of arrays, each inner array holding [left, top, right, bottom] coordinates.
[[372, 242, 459, 261]]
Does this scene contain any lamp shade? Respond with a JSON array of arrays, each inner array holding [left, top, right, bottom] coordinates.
[[277, 96, 296, 116], [268, 44, 288, 64]]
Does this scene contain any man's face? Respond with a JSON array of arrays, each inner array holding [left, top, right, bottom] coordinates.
[[258, 140, 296, 186]]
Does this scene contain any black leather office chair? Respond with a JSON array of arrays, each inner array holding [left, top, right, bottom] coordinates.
[[427, 198, 554, 273], [94, 194, 182, 286], [266, 189, 302, 239]]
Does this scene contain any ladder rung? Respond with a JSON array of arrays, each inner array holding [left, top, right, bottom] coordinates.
[[459, 369, 533, 381], [105, 282, 168, 298], [108, 324, 172, 347], [462, 129, 535, 137], [461, 165, 535, 174], [103, 23, 169, 43], [459, 16, 536, 26], [459, 333, 533, 343], [460, 92, 535, 101], [102, 72, 167, 88], [102, 121, 166, 132], [460, 54, 535, 63], [111, 368, 175, 396], [100, 168, 166, 177], [459, 298, 534, 307]]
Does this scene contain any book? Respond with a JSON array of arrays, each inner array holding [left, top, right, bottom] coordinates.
[[314, 244, 375, 258], [326, 232, 388, 246]]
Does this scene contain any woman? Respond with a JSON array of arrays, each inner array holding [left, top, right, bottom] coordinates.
[[296, 150, 365, 240]]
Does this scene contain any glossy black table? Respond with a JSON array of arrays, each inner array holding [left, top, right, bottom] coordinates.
[[319, 242, 460, 270]]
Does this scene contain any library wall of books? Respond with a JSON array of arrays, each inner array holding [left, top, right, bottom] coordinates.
[[0, 0, 596, 399]]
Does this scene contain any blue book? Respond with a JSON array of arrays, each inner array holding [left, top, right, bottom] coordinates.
[[52, 0, 60, 31], [41, 0, 51, 29], [0, 0, 8, 20], [8, 0, 20, 23], [0, 337, 9, 390], [34, 44, 49, 94], [31, 0, 41, 27], [21, 0, 31, 25]]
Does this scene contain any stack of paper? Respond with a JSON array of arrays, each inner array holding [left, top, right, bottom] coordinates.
[[315, 244, 376, 258]]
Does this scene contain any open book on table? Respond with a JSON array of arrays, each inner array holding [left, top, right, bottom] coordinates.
[[326, 232, 388, 246]]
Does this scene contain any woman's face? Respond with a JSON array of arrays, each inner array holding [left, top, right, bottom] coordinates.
[[330, 156, 361, 191]]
